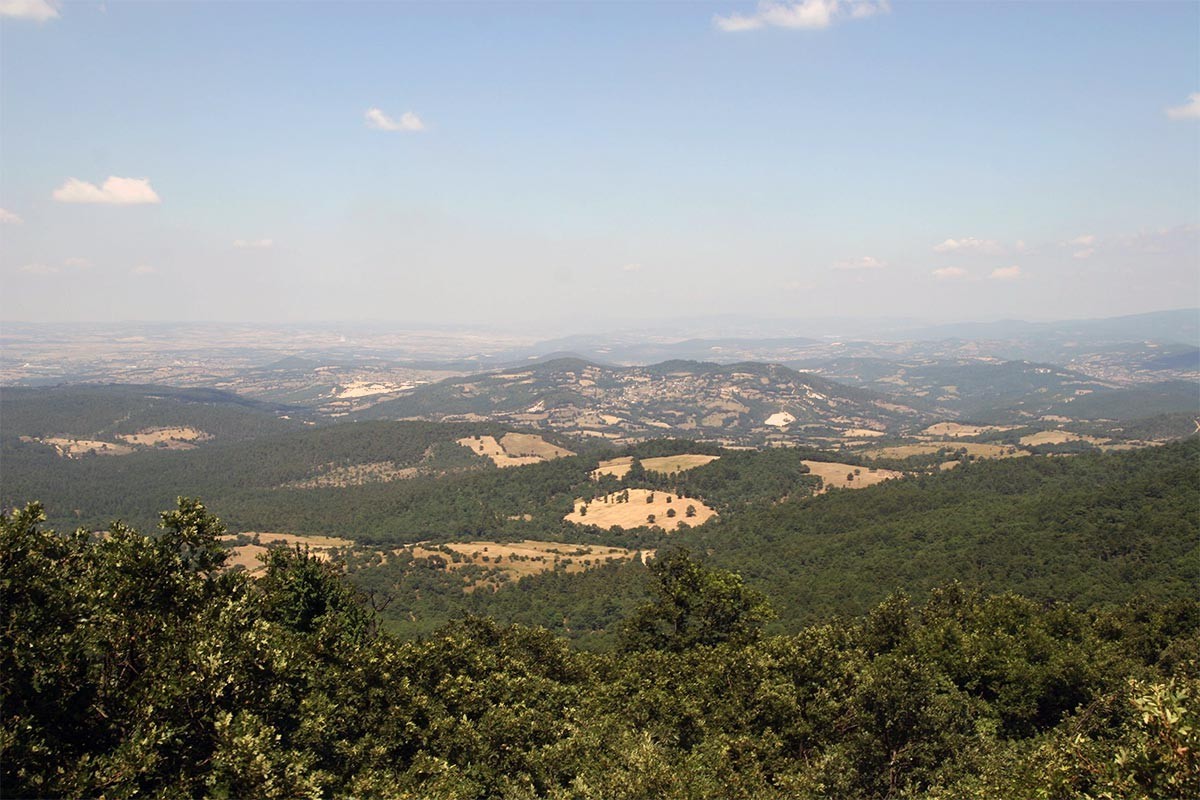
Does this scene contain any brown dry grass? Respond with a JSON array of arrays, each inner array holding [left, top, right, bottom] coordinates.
[[219, 532, 354, 575], [117, 426, 211, 448], [398, 539, 650, 590], [1018, 430, 1108, 446], [565, 488, 717, 531], [30, 436, 136, 458], [592, 453, 719, 479], [801, 460, 904, 492], [863, 442, 1029, 460], [920, 422, 1017, 438], [457, 433, 574, 467]]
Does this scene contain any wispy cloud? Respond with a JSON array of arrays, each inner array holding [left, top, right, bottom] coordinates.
[[1165, 93, 1200, 120], [1072, 248, 1095, 260], [933, 237, 1001, 254], [834, 255, 886, 270], [233, 238, 274, 249], [989, 265, 1021, 280], [0, 0, 59, 21], [621, 263, 643, 272], [714, 0, 889, 32], [63, 257, 92, 268], [53, 176, 161, 205], [931, 267, 967, 279], [0, 207, 22, 224], [364, 107, 425, 132], [16, 257, 90, 275], [130, 264, 157, 275], [1067, 234, 1095, 246]]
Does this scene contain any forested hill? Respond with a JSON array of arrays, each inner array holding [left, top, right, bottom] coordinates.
[[3, 501, 1197, 798], [339, 439, 1200, 644]]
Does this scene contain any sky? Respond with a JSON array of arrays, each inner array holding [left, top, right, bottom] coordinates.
[[1, 0, 1197, 331]]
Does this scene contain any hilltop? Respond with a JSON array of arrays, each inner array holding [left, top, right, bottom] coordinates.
[[356, 357, 928, 445]]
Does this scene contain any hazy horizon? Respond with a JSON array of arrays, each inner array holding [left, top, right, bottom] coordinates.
[[2, 1, 1198, 327]]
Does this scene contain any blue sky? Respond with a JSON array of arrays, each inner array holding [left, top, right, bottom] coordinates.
[[1, 0, 1197, 328]]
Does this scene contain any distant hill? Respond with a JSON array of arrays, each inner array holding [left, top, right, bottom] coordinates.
[[355, 357, 929, 443], [0, 384, 302, 442], [802, 358, 1122, 419]]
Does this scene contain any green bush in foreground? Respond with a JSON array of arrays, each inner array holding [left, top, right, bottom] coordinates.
[[2, 500, 1196, 798]]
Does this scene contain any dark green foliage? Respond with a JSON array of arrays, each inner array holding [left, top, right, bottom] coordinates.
[[2, 501, 1197, 798], [621, 549, 773, 652]]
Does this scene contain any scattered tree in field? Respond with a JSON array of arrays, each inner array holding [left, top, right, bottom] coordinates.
[[666, 508, 676, 519], [686, 505, 696, 518]]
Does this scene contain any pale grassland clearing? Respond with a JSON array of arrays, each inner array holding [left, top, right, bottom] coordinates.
[[116, 426, 212, 448], [565, 488, 717, 531], [333, 380, 412, 399], [642, 454, 720, 474], [219, 532, 354, 575], [921, 422, 1018, 438], [395, 540, 650, 591], [764, 411, 795, 427], [592, 456, 634, 479], [863, 442, 1030, 460], [457, 432, 575, 467], [592, 453, 719, 480], [1019, 429, 1106, 447], [22, 436, 136, 458], [801, 461, 904, 492], [1019, 430, 1109, 447], [841, 428, 886, 438]]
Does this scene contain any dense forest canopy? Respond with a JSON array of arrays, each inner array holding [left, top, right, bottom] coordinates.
[[3, 499, 1197, 798]]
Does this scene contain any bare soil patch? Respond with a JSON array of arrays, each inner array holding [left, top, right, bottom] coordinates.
[[24, 436, 136, 458], [921, 422, 1017, 438], [1019, 430, 1108, 447], [396, 539, 650, 590]]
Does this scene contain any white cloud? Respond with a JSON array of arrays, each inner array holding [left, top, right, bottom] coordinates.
[[53, 176, 161, 205], [714, 0, 889, 32], [0, 0, 59, 21], [834, 255, 886, 270], [933, 237, 1001, 254], [1067, 234, 1095, 246], [989, 265, 1021, 280], [19, 263, 59, 275], [622, 263, 643, 272], [62, 257, 92, 268], [234, 238, 274, 249], [1072, 248, 1095, 260], [1165, 93, 1200, 120], [364, 107, 425, 132], [0, 207, 22, 224], [130, 264, 157, 275], [931, 267, 967, 279]]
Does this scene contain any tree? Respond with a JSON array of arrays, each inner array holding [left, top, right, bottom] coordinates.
[[620, 549, 774, 652], [685, 505, 696, 518]]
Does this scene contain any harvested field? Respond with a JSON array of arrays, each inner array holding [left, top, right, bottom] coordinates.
[[1019, 430, 1108, 447], [565, 488, 717, 531], [457, 433, 574, 467], [592, 453, 719, 479], [841, 428, 886, 438], [863, 442, 1029, 460], [920, 422, 1017, 438], [801, 460, 904, 492], [396, 540, 650, 590], [219, 532, 354, 575], [116, 426, 211, 448], [24, 436, 136, 458]]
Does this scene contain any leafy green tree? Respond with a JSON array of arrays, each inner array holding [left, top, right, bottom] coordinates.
[[621, 549, 774, 652]]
